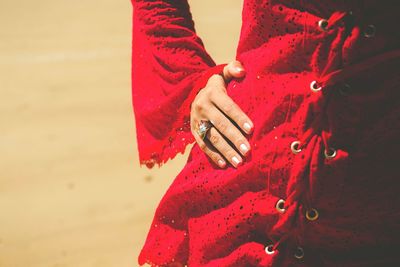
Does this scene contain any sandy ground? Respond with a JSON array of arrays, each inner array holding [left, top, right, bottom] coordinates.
[[0, 1, 242, 266]]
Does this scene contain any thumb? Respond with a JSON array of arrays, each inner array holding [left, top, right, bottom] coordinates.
[[222, 60, 246, 82]]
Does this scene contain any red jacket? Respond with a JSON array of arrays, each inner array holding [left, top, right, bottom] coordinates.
[[131, 0, 400, 266]]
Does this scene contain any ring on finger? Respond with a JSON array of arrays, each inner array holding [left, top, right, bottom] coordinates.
[[196, 119, 213, 140]]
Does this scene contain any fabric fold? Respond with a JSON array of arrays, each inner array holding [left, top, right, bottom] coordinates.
[[131, 0, 226, 168]]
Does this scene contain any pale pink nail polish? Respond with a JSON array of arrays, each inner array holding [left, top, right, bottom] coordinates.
[[243, 122, 253, 133], [218, 159, 226, 168], [232, 156, 242, 167], [240, 143, 249, 154], [235, 66, 244, 73]]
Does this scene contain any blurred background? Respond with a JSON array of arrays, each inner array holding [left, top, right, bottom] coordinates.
[[0, 0, 242, 266]]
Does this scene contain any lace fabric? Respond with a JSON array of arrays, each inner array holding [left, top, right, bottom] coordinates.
[[131, 0, 400, 266], [131, 0, 226, 168]]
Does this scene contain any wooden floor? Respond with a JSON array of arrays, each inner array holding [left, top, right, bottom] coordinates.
[[0, 1, 242, 266]]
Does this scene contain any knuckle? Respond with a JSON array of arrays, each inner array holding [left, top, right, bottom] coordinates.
[[210, 74, 223, 82], [209, 133, 220, 144], [215, 120, 228, 132], [210, 75, 225, 87], [198, 141, 207, 151], [220, 145, 233, 158], [226, 150, 239, 161], [195, 88, 207, 98], [210, 88, 225, 98], [192, 92, 204, 106], [203, 87, 214, 98], [222, 103, 234, 113], [194, 100, 206, 113], [194, 105, 202, 113]]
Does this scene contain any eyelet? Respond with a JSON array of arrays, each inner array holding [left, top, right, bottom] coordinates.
[[318, 19, 329, 31], [310, 80, 322, 92], [324, 147, 337, 159], [363, 24, 376, 38], [294, 246, 305, 259], [338, 83, 351, 96], [290, 141, 302, 154], [265, 244, 275, 255], [305, 208, 319, 221], [275, 199, 286, 213]]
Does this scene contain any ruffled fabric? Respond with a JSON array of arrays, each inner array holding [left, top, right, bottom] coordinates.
[[131, 0, 227, 168]]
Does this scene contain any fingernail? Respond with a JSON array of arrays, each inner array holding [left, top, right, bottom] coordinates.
[[243, 122, 253, 133], [235, 66, 245, 73], [218, 159, 226, 168], [240, 143, 249, 154], [232, 156, 242, 167]]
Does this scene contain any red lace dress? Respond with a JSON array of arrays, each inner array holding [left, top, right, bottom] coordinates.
[[130, 0, 400, 266]]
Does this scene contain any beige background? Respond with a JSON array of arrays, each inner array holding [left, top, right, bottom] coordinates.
[[0, 1, 242, 266]]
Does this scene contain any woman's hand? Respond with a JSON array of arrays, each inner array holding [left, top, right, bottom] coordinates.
[[190, 60, 254, 168]]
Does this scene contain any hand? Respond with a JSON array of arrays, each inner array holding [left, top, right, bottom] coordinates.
[[190, 60, 254, 168]]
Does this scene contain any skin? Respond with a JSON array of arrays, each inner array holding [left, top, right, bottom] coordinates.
[[190, 60, 254, 169], [162, 62, 252, 267]]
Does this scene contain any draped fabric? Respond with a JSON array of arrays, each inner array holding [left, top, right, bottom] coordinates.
[[131, 0, 226, 168], [131, 0, 400, 266]]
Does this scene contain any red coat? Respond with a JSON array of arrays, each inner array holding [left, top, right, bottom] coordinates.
[[131, 0, 400, 266]]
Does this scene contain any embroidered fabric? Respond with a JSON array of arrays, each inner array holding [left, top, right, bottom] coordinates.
[[131, 0, 227, 168], [131, 0, 400, 266]]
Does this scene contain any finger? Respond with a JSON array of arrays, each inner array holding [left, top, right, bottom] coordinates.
[[191, 119, 227, 168], [206, 127, 243, 168], [210, 90, 254, 134], [223, 60, 246, 82], [207, 106, 251, 157]]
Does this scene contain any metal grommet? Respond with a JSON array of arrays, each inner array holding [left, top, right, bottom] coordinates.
[[275, 199, 286, 213], [338, 83, 351, 96], [310, 80, 322, 92], [318, 19, 329, 31], [290, 141, 302, 154], [324, 147, 337, 159], [265, 244, 275, 255], [306, 208, 319, 221], [294, 246, 305, 259], [363, 24, 376, 38]]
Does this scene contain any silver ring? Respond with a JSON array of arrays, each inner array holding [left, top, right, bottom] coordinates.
[[197, 120, 213, 140]]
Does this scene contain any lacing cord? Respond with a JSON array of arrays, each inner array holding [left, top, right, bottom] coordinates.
[[268, 9, 400, 257]]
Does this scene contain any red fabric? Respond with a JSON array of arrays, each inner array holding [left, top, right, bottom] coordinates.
[[131, 0, 227, 168], [131, 0, 400, 266]]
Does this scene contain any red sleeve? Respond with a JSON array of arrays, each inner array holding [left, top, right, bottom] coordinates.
[[131, 0, 227, 168]]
